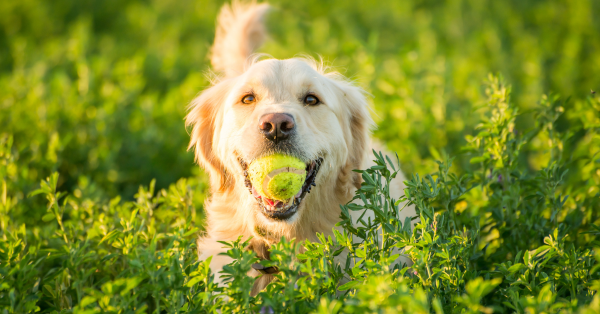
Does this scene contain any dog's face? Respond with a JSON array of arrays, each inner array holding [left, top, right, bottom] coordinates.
[[187, 58, 371, 228]]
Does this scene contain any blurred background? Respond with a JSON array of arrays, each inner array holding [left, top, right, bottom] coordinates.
[[1, 0, 599, 217]]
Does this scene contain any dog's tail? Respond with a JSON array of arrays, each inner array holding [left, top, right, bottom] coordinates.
[[211, 1, 270, 77]]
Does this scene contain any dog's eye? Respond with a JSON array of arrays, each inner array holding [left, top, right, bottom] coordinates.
[[304, 95, 320, 106], [242, 95, 256, 104]]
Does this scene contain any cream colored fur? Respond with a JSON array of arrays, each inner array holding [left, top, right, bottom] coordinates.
[[186, 1, 415, 293]]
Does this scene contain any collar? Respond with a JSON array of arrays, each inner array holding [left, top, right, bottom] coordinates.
[[252, 262, 279, 274], [250, 229, 280, 274]]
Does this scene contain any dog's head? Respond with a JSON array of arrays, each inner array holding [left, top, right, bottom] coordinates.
[[186, 57, 372, 230]]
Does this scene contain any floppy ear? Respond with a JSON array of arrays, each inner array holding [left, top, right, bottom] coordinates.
[[186, 80, 235, 193], [338, 83, 374, 189]]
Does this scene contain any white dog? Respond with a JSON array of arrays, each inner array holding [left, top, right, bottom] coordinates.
[[185, 1, 415, 293]]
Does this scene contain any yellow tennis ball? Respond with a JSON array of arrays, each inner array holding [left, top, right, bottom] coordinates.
[[248, 154, 306, 201]]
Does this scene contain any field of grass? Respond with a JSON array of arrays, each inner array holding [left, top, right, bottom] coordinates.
[[1, 0, 600, 312]]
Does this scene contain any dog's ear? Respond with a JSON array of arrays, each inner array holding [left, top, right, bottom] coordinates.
[[186, 79, 235, 193], [336, 82, 374, 189]]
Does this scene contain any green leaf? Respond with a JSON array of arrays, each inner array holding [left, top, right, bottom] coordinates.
[[356, 249, 366, 258], [41, 213, 55, 222], [507, 263, 526, 274], [338, 280, 360, 291], [99, 230, 121, 245], [184, 227, 200, 237]]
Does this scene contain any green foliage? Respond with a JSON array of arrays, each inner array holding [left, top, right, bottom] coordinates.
[[3, 76, 599, 312], [1, 0, 600, 312]]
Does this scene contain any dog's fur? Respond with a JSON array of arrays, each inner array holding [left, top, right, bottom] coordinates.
[[186, 1, 414, 293]]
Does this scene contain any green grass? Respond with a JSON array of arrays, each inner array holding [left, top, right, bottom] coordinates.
[[1, 0, 600, 312]]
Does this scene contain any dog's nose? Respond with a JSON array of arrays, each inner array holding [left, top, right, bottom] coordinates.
[[258, 113, 295, 143]]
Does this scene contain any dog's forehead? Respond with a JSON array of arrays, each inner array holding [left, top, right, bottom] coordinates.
[[240, 59, 324, 93]]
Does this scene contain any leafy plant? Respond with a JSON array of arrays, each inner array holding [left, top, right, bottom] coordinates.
[[4, 75, 599, 313], [2, 0, 600, 312]]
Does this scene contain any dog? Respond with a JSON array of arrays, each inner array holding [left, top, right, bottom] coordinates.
[[185, 1, 415, 294]]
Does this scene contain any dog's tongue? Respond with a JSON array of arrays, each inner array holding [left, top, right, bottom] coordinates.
[[263, 198, 284, 207], [251, 187, 294, 209], [252, 187, 261, 198]]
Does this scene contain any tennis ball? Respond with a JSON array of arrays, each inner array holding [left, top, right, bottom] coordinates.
[[248, 154, 306, 201]]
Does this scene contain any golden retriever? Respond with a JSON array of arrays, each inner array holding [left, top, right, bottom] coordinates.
[[185, 1, 415, 293]]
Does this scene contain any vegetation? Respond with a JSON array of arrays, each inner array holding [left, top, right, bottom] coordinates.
[[1, 0, 599, 312]]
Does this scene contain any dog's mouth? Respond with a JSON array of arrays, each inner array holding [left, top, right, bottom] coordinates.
[[239, 157, 323, 220]]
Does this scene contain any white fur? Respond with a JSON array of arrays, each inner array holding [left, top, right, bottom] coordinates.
[[186, 1, 415, 293]]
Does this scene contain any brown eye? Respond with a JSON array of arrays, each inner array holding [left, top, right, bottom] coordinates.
[[304, 94, 320, 106], [242, 94, 255, 104]]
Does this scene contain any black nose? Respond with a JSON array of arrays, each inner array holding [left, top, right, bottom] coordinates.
[[258, 113, 295, 144]]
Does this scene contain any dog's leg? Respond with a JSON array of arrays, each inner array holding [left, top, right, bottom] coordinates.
[[197, 236, 235, 285]]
